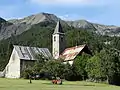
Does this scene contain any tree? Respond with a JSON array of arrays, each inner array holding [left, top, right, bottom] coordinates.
[[43, 60, 65, 78], [73, 53, 91, 80], [63, 63, 74, 80], [99, 49, 120, 85], [86, 48, 120, 85], [32, 54, 46, 73], [85, 53, 106, 82]]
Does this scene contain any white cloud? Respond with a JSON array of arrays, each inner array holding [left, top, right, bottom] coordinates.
[[59, 15, 70, 20], [58, 14, 88, 21]]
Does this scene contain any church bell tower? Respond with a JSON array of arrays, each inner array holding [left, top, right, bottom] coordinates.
[[52, 21, 65, 59]]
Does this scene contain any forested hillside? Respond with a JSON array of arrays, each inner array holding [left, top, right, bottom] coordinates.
[[0, 20, 120, 71]]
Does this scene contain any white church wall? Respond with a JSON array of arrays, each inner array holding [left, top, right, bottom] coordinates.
[[5, 48, 20, 78], [52, 34, 60, 59], [52, 21, 65, 60]]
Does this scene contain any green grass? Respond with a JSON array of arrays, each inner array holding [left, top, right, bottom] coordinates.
[[0, 78, 120, 90]]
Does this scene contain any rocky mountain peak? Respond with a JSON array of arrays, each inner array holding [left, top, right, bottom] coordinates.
[[66, 19, 120, 36], [8, 13, 59, 25], [0, 13, 61, 41], [67, 19, 95, 29]]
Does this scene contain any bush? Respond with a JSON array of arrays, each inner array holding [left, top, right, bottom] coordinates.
[[73, 54, 91, 80], [21, 68, 33, 79], [85, 54, 106, 82]]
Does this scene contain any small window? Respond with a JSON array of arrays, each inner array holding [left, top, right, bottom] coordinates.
[[61, 37, 63, 42], [54, 36, 56, 42]]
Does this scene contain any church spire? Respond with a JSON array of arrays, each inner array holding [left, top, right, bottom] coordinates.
[[52, 20, 65, 59], [53, 20, 64, 34]]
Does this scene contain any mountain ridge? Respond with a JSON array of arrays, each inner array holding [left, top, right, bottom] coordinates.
[[8, 13, 59, 25], [66, 19, 120, 36], [0, 13, 60, 40], [0, 12, 120, 41]]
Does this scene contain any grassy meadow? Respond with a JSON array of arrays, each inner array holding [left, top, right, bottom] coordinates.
[[0, 78, 120, 90]]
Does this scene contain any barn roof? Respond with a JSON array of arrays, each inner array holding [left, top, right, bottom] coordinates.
[[60, 45, 91, 61], [13, 45, 52, 60]]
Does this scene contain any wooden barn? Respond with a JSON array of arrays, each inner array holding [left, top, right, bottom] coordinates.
[[3, 45, 51, 78]]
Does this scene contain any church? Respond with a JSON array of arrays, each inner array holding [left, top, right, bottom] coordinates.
[[1, 21, 91, 78], [52, 21, 91, 64]]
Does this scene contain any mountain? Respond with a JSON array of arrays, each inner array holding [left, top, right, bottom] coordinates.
[[0, 13, 62, 40], [67, 20, 96, 29], [1, 13, 120, 41], [0, 17, 13, 29], [67, 20, 120, 36], [8, 13, 59, 25], [0, 17, 6, 23]]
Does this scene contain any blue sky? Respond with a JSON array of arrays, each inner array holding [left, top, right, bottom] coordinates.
[[0, 0, 120, 26]]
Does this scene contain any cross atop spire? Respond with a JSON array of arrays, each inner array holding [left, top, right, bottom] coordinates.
[[53, 20, 64, 34]]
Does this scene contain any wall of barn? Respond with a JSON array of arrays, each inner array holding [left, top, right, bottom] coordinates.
[[5, 48, 20, 78]]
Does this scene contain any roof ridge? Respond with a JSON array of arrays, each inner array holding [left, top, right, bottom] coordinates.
[[13, 45, 48, 49], [65, 44, 86, 49]]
